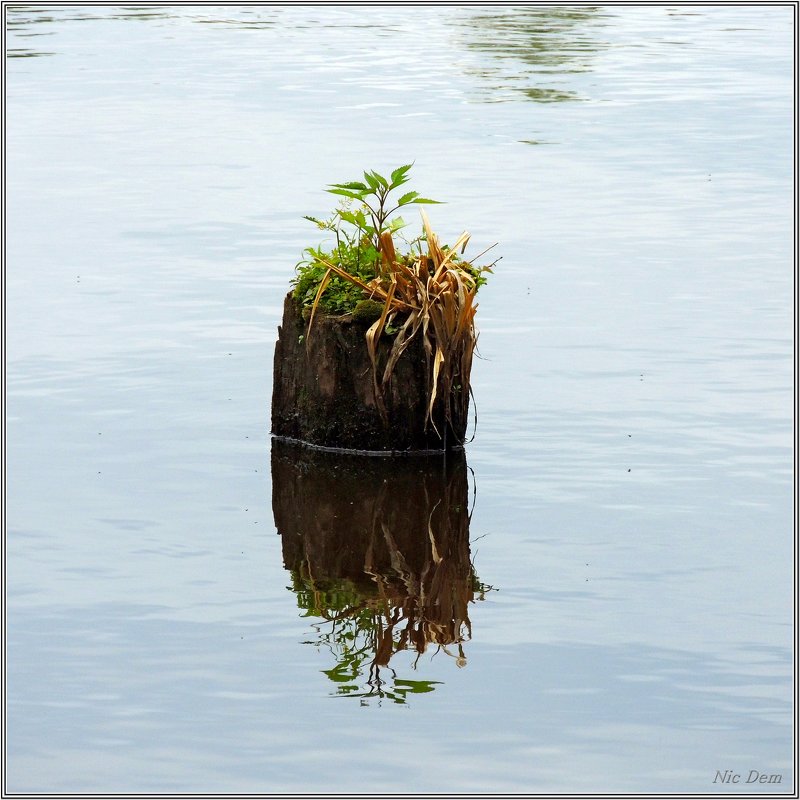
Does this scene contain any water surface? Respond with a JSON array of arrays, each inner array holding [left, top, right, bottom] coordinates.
[[5, 5, 794, 794]]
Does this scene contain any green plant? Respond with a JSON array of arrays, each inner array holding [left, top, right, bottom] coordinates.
[[326, 163, 441, 256], [294, 164, 441, 314], [293, 165, 498, 436]]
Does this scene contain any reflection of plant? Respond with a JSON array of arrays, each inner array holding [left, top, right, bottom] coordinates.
[[290, 535, 491, 705], [274, 441, 494, 705], [302, 592, 445, 704], [459, 7, 604, 105]]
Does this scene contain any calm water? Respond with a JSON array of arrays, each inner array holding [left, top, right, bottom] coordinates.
[[5, 5, 794, 794]]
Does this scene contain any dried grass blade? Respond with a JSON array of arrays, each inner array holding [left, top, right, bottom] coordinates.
[[365, 282, 397, 414], [427, 347, 445, 435], [420, 208, 444, 267], [320, 259, 373, 293], [379, 230, 397, 270], [427, 501, 443, 565], [306, 266, 332, 348], [381, 310, 421, 387], [455, 302, 476, 343], [438, 231, 471, 271]]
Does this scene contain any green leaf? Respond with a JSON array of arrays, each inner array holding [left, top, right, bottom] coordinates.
[[390, 163, 413, 185], [370, 170, 389, 189], [363, 171, 380, 190], [388, 216, 406, 231], [326, 188, 363, 200], [330, 181, 369, 191], [397, 191, 419, 206], [338, 210, 358, 225], [412, 197, 443, 204]]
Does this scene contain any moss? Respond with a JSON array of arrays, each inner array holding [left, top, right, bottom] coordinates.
[[351, 299, 384, 326]]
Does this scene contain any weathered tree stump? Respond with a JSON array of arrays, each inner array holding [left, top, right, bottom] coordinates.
[[271, 292, 469, 452]]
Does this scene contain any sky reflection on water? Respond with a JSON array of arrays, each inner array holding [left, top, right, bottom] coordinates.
[[5, 3, 794, 794]]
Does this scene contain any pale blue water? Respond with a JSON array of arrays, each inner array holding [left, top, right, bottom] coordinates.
[[5, 5, 794, 794]]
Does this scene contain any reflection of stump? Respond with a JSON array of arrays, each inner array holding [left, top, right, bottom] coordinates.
[[271, 439, 481, 669], [271, 292, 468, 452]]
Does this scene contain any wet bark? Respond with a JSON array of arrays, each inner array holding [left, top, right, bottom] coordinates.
[[271, 292, 468, 452]]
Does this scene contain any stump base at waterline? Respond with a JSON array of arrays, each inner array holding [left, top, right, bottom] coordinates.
[[271, 292, 468, 452]]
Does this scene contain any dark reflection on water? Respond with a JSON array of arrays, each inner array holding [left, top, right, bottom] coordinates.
[[6, 4, 604, 90], [11, 5, 173, 21], [6, 48, 54, 58], [193, 20, 276, 29], [459, 6, 607, 104], [271, 440, 491, 704], [5, 5, 278, 29], [5, 8, 57, 58]]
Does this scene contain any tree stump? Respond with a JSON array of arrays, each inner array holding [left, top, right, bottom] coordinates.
[[271, 292, 469, 452]]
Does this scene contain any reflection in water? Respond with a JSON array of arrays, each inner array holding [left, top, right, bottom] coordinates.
[[272, 441, 491, 704], [10, 5, 174, 22], [5, 8, 56, 59], [6, 49, 55, 58], [459, 6, 607, 104], [5, 5, 278, 31]]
